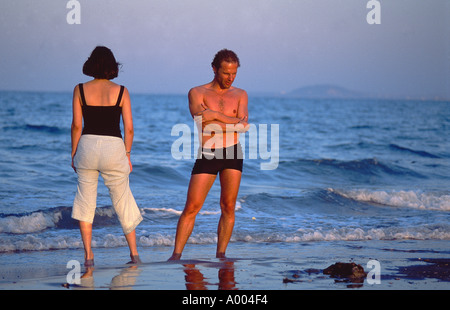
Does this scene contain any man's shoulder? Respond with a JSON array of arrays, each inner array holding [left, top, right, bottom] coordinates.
[[188, 84, 247, 98], [190, 83, 210, 91], [228, 87, 247, 101], [188, 84, 209, 97], [231, 86, 247, 96], [188, 85, 209, 104]]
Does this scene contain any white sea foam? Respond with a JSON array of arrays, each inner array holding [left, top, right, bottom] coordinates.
[[142, 201, 242, 217], [0, 202, 243, 236], [294, 226, 450, 241], [329, 188, 450, 211], [0, 234, 83, 252], [238, 225, 450, 243], [1, 223, 448, 253], [0, 207, 115, 234], [0, 211, 59, 234], [142, 207, 182, 216]]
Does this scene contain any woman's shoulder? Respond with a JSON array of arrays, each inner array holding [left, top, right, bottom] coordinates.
[[110, 82, 128, 95], [82, 80, 126, 92]]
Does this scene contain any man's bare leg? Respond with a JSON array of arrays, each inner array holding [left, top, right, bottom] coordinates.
[[168, 173, 217, 260], [216, 169, 242, 258]]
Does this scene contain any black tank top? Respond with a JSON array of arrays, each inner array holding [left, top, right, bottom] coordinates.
[[79, 83, 124, 138]]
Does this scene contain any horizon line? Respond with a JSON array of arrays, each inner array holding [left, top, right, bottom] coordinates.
[[0, 87, 448, 102]]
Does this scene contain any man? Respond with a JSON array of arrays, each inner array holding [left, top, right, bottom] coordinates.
[[169, 49, 249, 260]]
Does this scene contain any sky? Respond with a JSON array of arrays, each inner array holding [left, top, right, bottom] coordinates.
[[0, 0, 448, 99]]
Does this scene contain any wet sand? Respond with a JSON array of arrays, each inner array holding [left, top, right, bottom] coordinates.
[[1, 240, 449, 292]]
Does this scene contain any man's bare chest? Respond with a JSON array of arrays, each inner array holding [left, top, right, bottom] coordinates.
[[203, 94, 240, 116]]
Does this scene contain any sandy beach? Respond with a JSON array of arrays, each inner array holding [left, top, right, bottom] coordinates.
[[1, 4, 449, 309], [1, 240, 448, 292]]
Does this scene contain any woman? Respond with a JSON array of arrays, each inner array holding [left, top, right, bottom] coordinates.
[[71, 46, 142, 266]]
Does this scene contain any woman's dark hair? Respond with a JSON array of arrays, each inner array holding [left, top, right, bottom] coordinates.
[[82, 46, 120, 79], [211, 49, 240, 69]]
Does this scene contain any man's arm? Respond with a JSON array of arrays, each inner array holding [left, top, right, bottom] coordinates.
[[190, 87, 243, 125], [203, 121, 249, 134], [188, 87, 206, 118], [236, 90, 249, 127], [202, 90, 249, 134], [189, 87, 249, 134], [199, 104, 242, 124]]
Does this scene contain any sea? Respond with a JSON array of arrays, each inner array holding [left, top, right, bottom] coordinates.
[[0, 90, 449, 265]]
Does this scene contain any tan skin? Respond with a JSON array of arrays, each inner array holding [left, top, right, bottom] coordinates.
[[71, 79, 138, 263], [169, 61, 249, 260]]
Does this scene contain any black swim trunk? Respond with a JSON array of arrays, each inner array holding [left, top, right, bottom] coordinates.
[[191, 143, 243, 175]]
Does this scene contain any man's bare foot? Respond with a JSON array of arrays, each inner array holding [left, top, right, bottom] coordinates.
[[127, 254, 142, 265], [216, 252, 226, 259], [168, 253, 182, 261]]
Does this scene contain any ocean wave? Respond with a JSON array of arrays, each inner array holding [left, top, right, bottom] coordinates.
[[0, 235, 82, 252], [329, 188, 450, 211], [290, 225, 450, 242], [141, 203, 242, 219], [279, 157, 425, 179], [0, 206, 118, 234], [236, 225, 450, 243], [142, 207, 182, 217], [0, 203, 241, 235], [1, 224, 448, 253], [389, 144, 441, 159], [2, 124, 67, 135], [0, 211, 59, 234], [131, 164, 188, 184]]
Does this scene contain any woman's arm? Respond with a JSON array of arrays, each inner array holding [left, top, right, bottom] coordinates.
[[71, 85, 83, 172], [121, 87, 134, 172]]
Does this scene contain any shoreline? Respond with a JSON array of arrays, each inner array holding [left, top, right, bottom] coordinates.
[[0, 240, 449, 291]]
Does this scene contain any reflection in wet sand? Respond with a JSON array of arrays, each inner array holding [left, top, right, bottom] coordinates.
[[70, 258, 238, 290], [183, 260, 237, 290], [72, 265, 142, 290], [110, 265, 142, 290]]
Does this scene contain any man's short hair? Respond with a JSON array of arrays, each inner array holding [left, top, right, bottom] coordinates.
[[211, 49, 240, 69], [83, 46, 121, 80]]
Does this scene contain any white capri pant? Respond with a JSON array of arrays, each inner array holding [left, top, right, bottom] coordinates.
[[72, 134, 142, 235]]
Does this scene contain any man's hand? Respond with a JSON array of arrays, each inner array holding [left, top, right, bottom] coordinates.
[[196, 103, 243, 125], [194, 103, 218, 122]]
